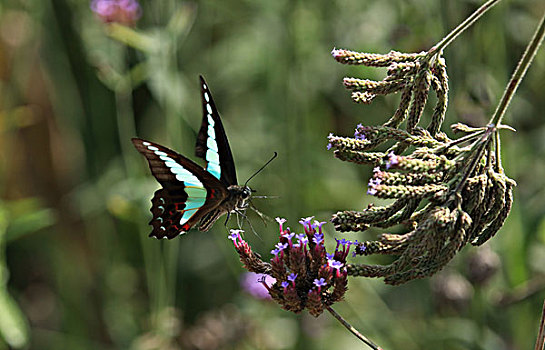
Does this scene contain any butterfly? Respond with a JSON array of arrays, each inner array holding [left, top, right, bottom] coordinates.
[[132, 76, 254, 239]]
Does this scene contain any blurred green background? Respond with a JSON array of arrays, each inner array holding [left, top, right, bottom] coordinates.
[[1, 0, 545, 349]]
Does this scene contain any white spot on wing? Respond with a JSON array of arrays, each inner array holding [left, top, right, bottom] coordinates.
[[204, 92, 210, 102], [155, 151, 167, 157], [147, 146, 159, 151], [207, 137, 218, 152], [160, 156, 175, 162], [143, 141, 151, 146], [206, 103, 213, 115], [207, 114, 215, 127], [208, 125, 215, 139]]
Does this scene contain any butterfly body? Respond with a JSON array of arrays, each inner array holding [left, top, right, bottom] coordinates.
[[133, 76, 251, 239]]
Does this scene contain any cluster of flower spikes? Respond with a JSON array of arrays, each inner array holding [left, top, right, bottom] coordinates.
[[228, 217, 352, 317], [327, 48, 516, 285]]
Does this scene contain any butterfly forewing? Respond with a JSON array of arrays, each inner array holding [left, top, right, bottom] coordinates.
[[132, 138, 229, 238], [195, 76, 238, 186]]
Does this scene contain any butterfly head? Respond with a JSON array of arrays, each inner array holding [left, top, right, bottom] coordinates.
[[229, 185, 253, 211]]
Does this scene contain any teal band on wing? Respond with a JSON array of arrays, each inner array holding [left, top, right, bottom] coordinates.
[[208, 125, 215, 139], [180, 206, 201, 224], [207, 137, 218, 152], [207, 163, 221, 179], [185, 187, 208, 198], [206, 149, 220, 164]]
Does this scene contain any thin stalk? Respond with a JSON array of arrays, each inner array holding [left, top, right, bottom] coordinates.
[[453, 129, 493, 195], [536, 300, 545, 350], [428, 0, 502, 58], [434, 129, 486, 153], [326, 306, 382, 350], [488, 10, 545, 126]]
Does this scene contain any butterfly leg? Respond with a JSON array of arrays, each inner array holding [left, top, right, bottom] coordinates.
[[224, 212, 231, 227], [235, 209, 261, 238]]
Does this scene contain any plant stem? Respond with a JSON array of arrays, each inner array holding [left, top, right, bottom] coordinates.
[[488, 10, 545, 126], [535, 299, 545, 350], [326, 306, 382, 350], [428, 0, 502, 57]]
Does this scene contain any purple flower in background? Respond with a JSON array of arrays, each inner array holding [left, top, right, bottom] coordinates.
[[91, 0, 142, 25], [327, 133, 334, 150], [240, 272, 275, 300]]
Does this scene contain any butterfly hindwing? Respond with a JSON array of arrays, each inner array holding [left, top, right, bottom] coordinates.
[[132, 138, 229, 238], [195, 76, 238, 186]]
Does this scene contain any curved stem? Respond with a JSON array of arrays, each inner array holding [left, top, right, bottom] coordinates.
[[326, 305, 383, 350], [428, 0, 502, 58], [488, 11, 545, 126]]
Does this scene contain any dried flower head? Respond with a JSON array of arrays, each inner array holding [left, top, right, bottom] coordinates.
[[228, 219, 352, 317], [328, 47, 516, 285]]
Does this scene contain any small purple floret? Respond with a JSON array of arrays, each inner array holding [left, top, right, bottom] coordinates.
[[281, 281, 289, 288], [313, 278, 327, 287], [283, 232, 295, 241], [299, 216, 315, 227], [288, 273, 298, 282], [275, 242, 288, 252], [275, 217, 286, 225], [386, 151, 399, 169], [312, 233, 324, 244], [329, 260, 343, 270], [312, 220, 327, 231]]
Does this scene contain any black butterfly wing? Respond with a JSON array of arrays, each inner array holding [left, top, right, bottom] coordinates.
[[132, 138, 229, 239], [195, 76, 238, 187]]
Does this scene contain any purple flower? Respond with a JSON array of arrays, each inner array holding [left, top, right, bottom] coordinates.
[[228, 232, 238, 241], [386, 151, 399, 169], [276, 217, 287, 225], [281, 281, 289, 288], [275, 242, 288, 252], [240, 272, 275, 299], [312, 233, 324, 245], [295, 234, 309, 247], [299, 216, 315, 227], [312, 220, 327, 231], [288, 273, 298, 282], [228, 229, 243, 241], [313, 278, 327, 288], [367, 177, 381, 196], [275, 217, 287, 232], [91, 0, 142, 25], [327, 133, 334, 150], [271, 248, 280, 256], [329, 260, 343, 270], [282, 232, 295, 241]]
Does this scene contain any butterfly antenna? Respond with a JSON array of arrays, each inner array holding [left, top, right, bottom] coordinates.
[[244, 152, 278, 187]]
